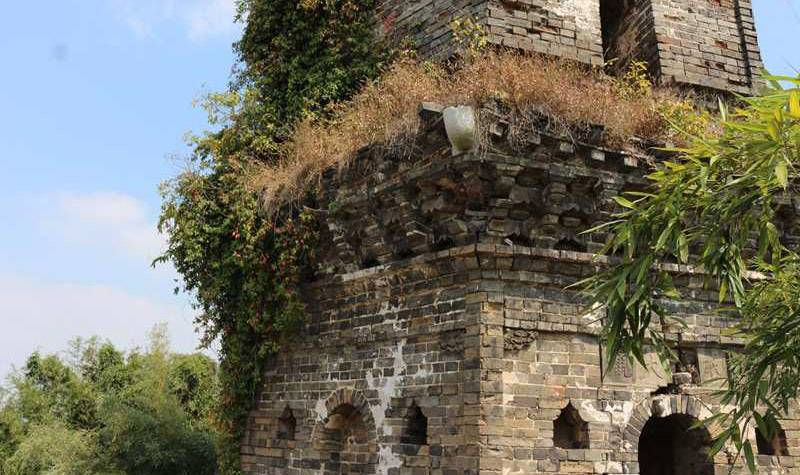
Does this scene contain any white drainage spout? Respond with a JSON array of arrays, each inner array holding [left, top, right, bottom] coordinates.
[[442, 105, 477, 155]]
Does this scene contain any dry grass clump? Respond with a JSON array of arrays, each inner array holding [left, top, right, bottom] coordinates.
[[251, 51, 678, 213]]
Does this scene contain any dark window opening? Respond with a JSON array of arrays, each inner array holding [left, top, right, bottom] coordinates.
[[756, 420, 789, 456], [505, 233, 534, 247], [600, 0, 627, 60], [361, 254, 380, 268], [553, 402, 589, 449], [277, 406, 296, 440], [651, 384, 681, 396], [639, 413, 713, 475], [401, 402, 428, 445], [432, 234, 455, 252], [675, 348, 701, 384], [554, 237, 587, 253]]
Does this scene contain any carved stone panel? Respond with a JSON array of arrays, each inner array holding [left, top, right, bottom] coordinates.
[[504, 328, 538, 352]]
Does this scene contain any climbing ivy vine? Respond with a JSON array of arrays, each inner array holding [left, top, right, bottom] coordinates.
[[157, 1, 390, 473]]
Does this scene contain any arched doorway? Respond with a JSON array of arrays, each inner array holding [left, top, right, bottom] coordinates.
[[639, 413, 714, 475]]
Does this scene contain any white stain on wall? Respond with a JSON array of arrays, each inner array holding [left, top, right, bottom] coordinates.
[[366, 338, 408, 475], [551, 0, 597, 31]]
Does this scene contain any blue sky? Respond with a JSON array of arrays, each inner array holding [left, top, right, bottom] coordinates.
[[0, 1, 798, 377], [0, 0, 240, 374]]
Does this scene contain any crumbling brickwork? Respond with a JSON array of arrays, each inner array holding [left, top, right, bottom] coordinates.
[[377, 0, 762, 94], [241, 109, 800, 474]]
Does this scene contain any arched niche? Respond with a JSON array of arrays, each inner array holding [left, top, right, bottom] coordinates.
[[400, 402, 428, 445], [624, 395, 716, 475], [553, 402, 589, 449], [277, 406, 296, 440], [756, 420, 789, 457], [313, 388, 378, 474]]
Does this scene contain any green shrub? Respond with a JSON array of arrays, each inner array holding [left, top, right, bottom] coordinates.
[[2, 423, 105, 475], [99, 396, 216, 475]]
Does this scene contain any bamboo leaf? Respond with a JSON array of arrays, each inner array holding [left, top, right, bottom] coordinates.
[[775, 160, 789, 188], [768, 120, 781, 141], [790, 90, 800, 119], [754, 412, 769, 440], [719, 279, 728, 304], [719, 98, 729, 121], [677, 233, 689, 263], [709, 430, 730, 457], [743, 441, 756, 473], [613, 196, 637, 209]]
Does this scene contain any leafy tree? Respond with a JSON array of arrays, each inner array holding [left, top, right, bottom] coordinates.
[[169, 353, 219, 422], [0, 403, 22, 469], [0, 332, 219, 475], [99, 396, 215, 475], [71, 338, 131, 393], [581, 76, 800, 470], [14, 353, 98, 430], [2, 423, 106, 475]]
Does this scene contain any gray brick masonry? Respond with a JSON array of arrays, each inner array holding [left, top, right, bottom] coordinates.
[[241, 111, 800, 474], [378, 0, 763, 95]]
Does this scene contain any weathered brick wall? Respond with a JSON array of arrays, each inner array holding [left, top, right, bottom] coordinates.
[[376, 0, 762, 94], [241, 250, 484, 474], [377, 0, 486, 58], [474, 245, 800, 475], [313, 122, 652, 277], [242, 111, 800, 474], [485, 0, 604, 66], [650, 0, 762, 94], [377, 0, 605, 65]]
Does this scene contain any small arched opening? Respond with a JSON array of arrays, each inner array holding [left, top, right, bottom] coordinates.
[[639, 413, 713, 475], [317, 403, 377, 474], [553, 402, 589, 449], [277, 406, 296, 440], [401, 402, 428, 445], [756, 421, 789, 456]]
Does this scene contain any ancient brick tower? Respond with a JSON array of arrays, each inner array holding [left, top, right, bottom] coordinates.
[[241, 2, 799, 475]]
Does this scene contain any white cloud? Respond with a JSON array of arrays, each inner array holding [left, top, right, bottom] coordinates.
[[51, 191, 165, 262], [113, 0, 240, 42], [0, 274, 201, 379], [185, 0, 240, 41]]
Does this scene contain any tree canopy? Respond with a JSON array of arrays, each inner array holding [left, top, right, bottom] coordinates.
[[0, 329, 218, 475]]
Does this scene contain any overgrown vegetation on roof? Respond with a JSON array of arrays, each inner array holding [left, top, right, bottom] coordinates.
[[250, 51, 706, 214]]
